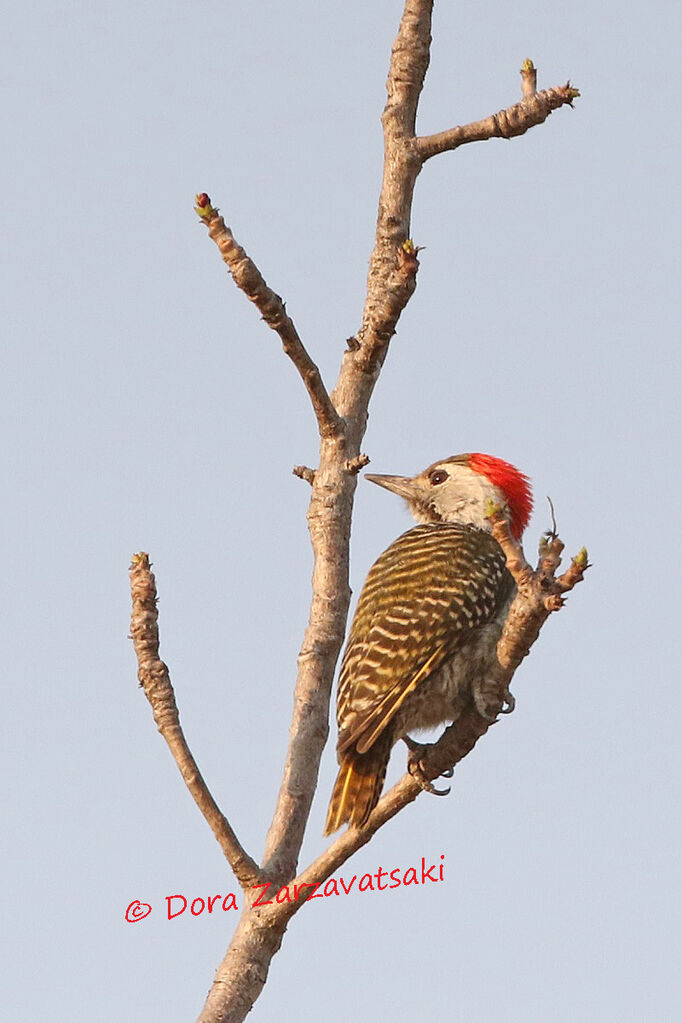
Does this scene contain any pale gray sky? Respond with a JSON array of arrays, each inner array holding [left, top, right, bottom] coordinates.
[[2, 1, 681, 1020]]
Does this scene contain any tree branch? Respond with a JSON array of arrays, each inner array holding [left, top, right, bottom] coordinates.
[[259, 430, 351, 882], [333, 0, 434, 409], [488, 509, 588, 681], [416, 72, 579, 161], [129, 553, 261, 889], [194, 194, 343, 441]]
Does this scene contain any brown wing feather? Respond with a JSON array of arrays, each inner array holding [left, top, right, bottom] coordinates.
[[353, 644, 446, 754], [324, 731, 392, 834]]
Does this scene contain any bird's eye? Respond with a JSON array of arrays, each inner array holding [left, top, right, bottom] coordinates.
[[429, 470, 448, 485]]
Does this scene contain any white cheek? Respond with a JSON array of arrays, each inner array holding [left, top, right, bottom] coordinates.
[[437, 467, 506, 528]]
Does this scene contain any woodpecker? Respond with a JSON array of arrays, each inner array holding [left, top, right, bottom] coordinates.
[[324, 452, 532, 835]]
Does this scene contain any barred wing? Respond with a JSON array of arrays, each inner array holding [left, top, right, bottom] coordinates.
[[336, 523, 511, 755]]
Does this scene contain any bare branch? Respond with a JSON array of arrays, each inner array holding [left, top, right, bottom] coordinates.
[[488, 510, 588, 679], [246, 708, 506, 928], [557, 547, 590, 592], [260, 432, 352, 883], [416, 78, 580, 161], [332, 1, 434, 418], [195, 194, 343, 441], [129, 553, 261, 889]]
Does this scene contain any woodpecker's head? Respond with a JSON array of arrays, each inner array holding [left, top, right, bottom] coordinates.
[[366, 453, 532, 538]]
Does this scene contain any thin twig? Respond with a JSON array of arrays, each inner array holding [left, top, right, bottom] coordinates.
[[416, 79, 579, 161], [129, 553, 261, 889], [489, 510, 588, 678], [195, 194, 343, 441]]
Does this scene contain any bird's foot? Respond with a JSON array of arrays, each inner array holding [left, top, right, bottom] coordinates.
[[473, 683, 516, 721], [403, 736, 452, 797]]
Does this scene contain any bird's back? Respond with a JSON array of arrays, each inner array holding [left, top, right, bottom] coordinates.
[[336, 522, 513, 757]]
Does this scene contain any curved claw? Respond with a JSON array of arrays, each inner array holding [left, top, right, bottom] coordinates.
[[500, 688, 516, 714], [405, 737, 453, 798], [474, 684, 516, 720], [408, 759, 451, 797]]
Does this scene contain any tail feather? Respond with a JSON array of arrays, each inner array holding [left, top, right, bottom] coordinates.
[[324, 732, 392, 835]]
